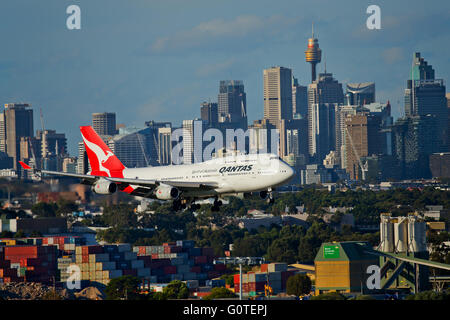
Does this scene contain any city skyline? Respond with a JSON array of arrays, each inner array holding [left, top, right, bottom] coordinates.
[[0, 1, 449, 155]]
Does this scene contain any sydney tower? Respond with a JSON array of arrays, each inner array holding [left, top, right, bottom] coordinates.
[[304, 25, 322, 82]]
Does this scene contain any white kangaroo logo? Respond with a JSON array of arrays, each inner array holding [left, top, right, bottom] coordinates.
[[81, 132, 115, 177]]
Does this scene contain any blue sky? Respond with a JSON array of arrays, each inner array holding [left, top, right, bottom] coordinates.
[[0, 0, 449, 155]]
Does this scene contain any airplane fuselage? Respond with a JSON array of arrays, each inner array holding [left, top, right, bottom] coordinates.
[[123, 153, 294, 199]]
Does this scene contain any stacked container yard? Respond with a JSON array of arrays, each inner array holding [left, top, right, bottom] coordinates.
[[0, 245, 58, 284], [73, 244, 151, 286], [234, 263, 299, 296], [133, 240, 223, 284], [0, 236, 86, 255], [0, 246, 20, 284]]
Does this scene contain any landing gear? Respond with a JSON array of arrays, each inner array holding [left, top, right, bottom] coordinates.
[[172, 199, 186, 211], [173, 199, 181, 211], [266, 187, 274, 204], [211, 198, 223, 212]]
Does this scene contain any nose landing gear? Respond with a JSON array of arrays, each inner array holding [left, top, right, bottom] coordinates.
[[267, 187, 274, 204]]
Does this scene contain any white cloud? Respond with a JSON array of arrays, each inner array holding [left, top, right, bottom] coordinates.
[[195, 58, 237, 77], [148, 14, 298, 54]]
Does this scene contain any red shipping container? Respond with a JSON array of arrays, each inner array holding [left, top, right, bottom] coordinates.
[[195, 292, 211, 298], [5, 246, 38, 256], [213, 264, 226, 271], [202, 248, 214, 257], [122, 269, 137, 276], [163, 266, 177, 274], [138, 247, 146, 255], [81, 245, 103, 255], [194, 256, 207, 264], [261, 264, 269, 273], [22, 258, 42, 267], [233, 274, 240, 284]]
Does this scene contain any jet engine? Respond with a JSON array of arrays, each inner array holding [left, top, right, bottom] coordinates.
[[92, 179, 117, 195], [154, 184, 179, 200]]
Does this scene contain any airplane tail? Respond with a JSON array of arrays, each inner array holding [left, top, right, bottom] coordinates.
[[80, 126, 126, 177]]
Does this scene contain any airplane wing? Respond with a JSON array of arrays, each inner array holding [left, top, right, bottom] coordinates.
[[19, 161, 218, 190]]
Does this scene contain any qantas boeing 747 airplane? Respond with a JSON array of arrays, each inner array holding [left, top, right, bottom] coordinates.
[[20, 126, 294, 211]]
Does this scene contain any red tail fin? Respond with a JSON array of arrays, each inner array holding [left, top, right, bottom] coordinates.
[[80, 126, 125, 177]]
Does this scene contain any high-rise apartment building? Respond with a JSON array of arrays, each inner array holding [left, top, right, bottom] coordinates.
[[92, 112, 117, 136], [263, 67, 293, 127]]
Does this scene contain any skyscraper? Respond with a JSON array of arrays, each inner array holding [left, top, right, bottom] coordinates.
[[158, 127, 172, 165], [200, 101, 218, 127], [218, 80, 247, 129], [344, 112, 383, 180], [309, 103, 337, 163], [182, 119, 205, 164], [92, 112, 117, 136], [107, 126, 160, 168], [292, 77, 308, 118], [77, 141, 89, 174], [404, 53, 447, 151], [4, 103, 34, 172], [248, 119, 277, 155], [307, 72, 344, 162], [263, 66, 293, 127], [36, 129, 67, 158], [392, 115, 439, 179], [346, 82, 375, 106]]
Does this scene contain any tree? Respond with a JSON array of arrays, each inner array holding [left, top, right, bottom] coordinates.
[[14, 230, 26, 238], [162, 280, 189, 299], [220, 274, 235, 287], [405, 290, 450, 300], [105, 275, 141, 300], [203, 287, 237, 300], [31, 202, 57, 217], [311, 292, 347, 300], [102, 204, 137, 229], [56, 200, 78, 216], [286, 274, 312, 297]]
